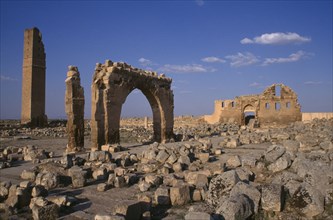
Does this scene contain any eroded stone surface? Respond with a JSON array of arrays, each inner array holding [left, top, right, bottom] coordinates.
[[65, 66, 85, 153], [91, 60, 174, 149]]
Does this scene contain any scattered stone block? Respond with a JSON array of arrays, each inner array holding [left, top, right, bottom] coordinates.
[[185, 212, 213, 220], [114, 200, 142, 220], [21, 169, 37, 181], [227, 155, 241, 168], [264, 145, 286, 163], [92, 168, 107, 180], [170, 184, 190, 206], [226, 138, 240, 148], [267, 154, 291, 173], [173, 162, 183, 172], [290, 184, 324, 218], [156, 150, 169, 163], [32, 203, 59, 220], [97, 183, 108, 192], [114, 176, 126, 188], [230, 182, 261, 213], [191, 189, 202, 202], [68, 165, 87, 188], [154, 186, 170, 205], [139, 180, 151, 192], [197, 153, 210, 163], [206, 170, 240, 207], [216, 194, 252, 220], [35, 172, 59, 190], [261, 184, 283, 212], [32, 185, 48, 198], [30, 197, 48, 209]]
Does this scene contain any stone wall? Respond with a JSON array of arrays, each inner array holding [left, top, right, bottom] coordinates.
[[21, 27, 47, 127], [204, 84, 302, 126], [302, 112, 333, 121], [91, 60, 174, 150]]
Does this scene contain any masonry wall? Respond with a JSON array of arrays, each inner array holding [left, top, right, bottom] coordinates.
[[21, 27, 47, 126], [258, 85, 301, 126], [302, 112, 333, 121], [204, 84, 302, 126]]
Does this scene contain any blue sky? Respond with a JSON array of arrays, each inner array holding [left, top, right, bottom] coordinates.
[[1, 0, 332, 119]]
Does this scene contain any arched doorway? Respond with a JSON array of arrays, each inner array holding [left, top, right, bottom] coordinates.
[[90, 61, 174, 150], [243, 104, 256, 126]]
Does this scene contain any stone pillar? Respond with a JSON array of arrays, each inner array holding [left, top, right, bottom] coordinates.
[[144, 117, 148, 129], [21, 27, 47, 127], [65, 66, 85, 153]]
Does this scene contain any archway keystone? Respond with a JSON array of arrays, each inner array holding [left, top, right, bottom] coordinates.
[[91, 60, 174, 150]]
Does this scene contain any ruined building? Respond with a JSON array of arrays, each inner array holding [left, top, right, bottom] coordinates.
[[91, 60, 174, 150], [65, 66, 85, 152], [21, 27, 47, 126], [204, 84, 302, 126]]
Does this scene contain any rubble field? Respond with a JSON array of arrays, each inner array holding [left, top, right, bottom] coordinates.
[[0, 117, 332, 220]]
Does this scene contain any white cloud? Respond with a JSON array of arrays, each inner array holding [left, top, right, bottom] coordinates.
[[240, 38, 254, 44], [0, 75, 17, 81], [249, 82, 261, 87], [225, 52, 260, 67], [138, 57, 153, 66], [304, 81, 323, 85], [195, 0, 204, 6], [241, 32, 311, 45], [158, 64, 216, 73], [201, 56, 226, 63], [262, 50, 310, 66]]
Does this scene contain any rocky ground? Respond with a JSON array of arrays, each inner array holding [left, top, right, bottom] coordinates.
[[0, 117, 332, 220]]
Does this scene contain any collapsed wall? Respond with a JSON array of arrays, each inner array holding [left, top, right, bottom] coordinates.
[[204, 84, 302, 126]]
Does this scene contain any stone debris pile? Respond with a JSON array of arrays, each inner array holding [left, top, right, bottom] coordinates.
[[0, 118, 332, 219]]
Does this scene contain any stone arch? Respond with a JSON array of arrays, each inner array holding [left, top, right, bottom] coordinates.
[[91, 60, 174, 150], [242, 104, 256, 125]]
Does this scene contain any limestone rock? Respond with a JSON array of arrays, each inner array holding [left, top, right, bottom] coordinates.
[[185, 172, 208, 188], [184, 212, 213, 220], [206, 170, 240, 207], [92, 168, 107, 180], [267, 153, 292, 173], [261, 184, 283, 212], [21, 169, 37, 181], [114, 176, 126, 188], [88, 151, 112, 162], [156, 150, 169, 163], [264, 145, 286, 163], [197, 153, 210, 163], [32, 203, 59, 220], [154, 186, 170, 205], [230, 182, 261, 213], [97, 183, 108, 192], [114, 200, 142, 220], [68, 165, 87, 188], [35, 172, 59, 190], [227, 155, 241, 168], [32, 185, 48, 198], [215, 194, 253, 220], [170, 184, 190, 206], [290, 184, 324, 218], [226, 138, 240, 148]]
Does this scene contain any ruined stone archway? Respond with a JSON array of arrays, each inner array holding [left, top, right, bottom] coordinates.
[[242, 104, 256, 125], [91, 60, 174, 150]]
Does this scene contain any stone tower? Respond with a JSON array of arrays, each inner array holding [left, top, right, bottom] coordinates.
[[21, 27, 47, 126], [65, 66, 85, 153]]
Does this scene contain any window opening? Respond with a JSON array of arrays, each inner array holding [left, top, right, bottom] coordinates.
[[275, 102, 281, 111]]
